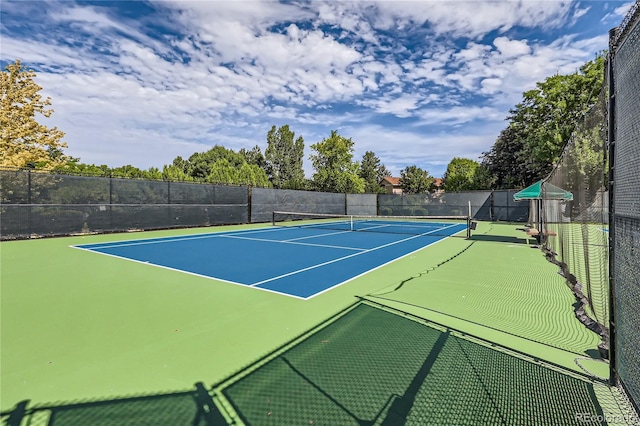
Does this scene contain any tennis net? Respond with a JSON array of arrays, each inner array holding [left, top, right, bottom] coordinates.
[[272, 211, 471, 238]]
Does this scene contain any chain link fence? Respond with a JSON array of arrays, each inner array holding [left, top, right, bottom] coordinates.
[[1, 169, 530, 240], [542, 83, 610, 350], [0, 169, 248, 239], [610, 2, 640, 414], [250, 187, 346, 223]]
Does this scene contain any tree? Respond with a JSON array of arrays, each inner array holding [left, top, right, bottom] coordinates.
[[186, 145, 246, 180], [399, 165, 433, 194], [166, 145, 271, 186], [512, 56, 604, 181], [309, 130, 365, 193], [482, 55, 605, 187], [205, 158, 270, 186], [111, 165, 148, 179], [236, 162, 271, 187], [54, 161, 111, 177], [1, 60, 70, 169], [481, 126, 536, 189], [264, 125, 305, 189], [206, 158, 236, 184], [239, 145, 267, 171], [471, 164, 496, 190], [358, 151, 391, 193], [443, 157, 480, 191], [162, 164, 194, 181]]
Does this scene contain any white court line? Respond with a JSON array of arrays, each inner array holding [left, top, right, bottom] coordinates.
[[218, 234, 365, 251], [282, 228, 353, 242], [305, 230, 462, 300], [71, 245, 308, 300], [357, 223, 445, 232], [71, 225, 309, 250], [71, 221, 465, 299], [251, 223, 461, 287]]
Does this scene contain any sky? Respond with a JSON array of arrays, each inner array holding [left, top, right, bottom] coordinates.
[[0, 0, 634, 178]]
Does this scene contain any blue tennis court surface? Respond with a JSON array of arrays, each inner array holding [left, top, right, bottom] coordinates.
[[73, 221, 467, 299]]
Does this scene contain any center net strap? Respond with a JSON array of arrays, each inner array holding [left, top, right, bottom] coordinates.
[[272, 211, 471, 238]]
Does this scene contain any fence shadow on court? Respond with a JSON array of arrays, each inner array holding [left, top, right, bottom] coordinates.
[[1, 302, 615, 425], [213, 301, 606, 425], [0, 382, 227, 426]]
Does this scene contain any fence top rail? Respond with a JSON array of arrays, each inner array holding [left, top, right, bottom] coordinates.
[[611, 1, 640, 49], [0, 166, 252, 188], [0, 203, 247, 207]]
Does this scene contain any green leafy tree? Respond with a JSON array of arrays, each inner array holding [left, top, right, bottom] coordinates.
[[516, 57, 603, 178], [443, 157, 480, 191], [54, 161, 112, 177], [166, 145, 270, 185], [399, 165, 434, 194], [170, 156, 189, 173], [1, 60, 70, 169], [162, 164, 194, 181], [358, 151, 391, 193], [483, 55, 605, 187], [145, 167, 162, 180], [471, 164, 496, 190], [237, 162, 271, 186], [563, 125, 607, 197], [310, 130, 365, 193], [265, 125, 305, 189], [111, 165, 148, 179], [186, 145, 246, 180], [482, 126, 536, 189], [204, 157, 271, 186], [206, 158, 237, 184], [239, 145, 268, 171]]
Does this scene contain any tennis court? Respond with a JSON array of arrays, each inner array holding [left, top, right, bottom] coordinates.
[[2, 220, 638, 425], [72, 216, 468, 299]]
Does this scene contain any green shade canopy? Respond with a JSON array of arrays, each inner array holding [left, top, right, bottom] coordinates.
[[513, 180, 574, 201]]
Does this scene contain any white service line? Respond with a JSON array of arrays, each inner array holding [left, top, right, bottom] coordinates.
[[282, 228, 352, 242], [218, 234, 365, 251], [251, 223, 461, 287], [71, 225, 311, 250], [71, 244, 309, 300], [356, 223, 442, 232]]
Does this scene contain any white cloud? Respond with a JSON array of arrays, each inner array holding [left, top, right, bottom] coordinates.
[[614, 2, 635, 17], [364, 0, 574, 38], [358, 94, 424, 117], [345, 124, 500, 177], [0, 0, 616, 174], [493, 37, 531, 58], [417, 106, 505, 125]]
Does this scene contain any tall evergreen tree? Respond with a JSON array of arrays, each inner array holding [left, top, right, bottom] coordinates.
[[239, 145, 267, 171], [359, 151, 391, 193], [265, 125, 305, 189]]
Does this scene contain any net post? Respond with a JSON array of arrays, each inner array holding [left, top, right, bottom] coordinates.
[[467, 200, 472, 239], [272, 211, 276, 226]]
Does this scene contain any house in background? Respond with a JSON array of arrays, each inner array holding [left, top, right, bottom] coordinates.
[[433, 178, 444, 193], [379, 176, 403, 194], [379, 176, 444, 194]]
